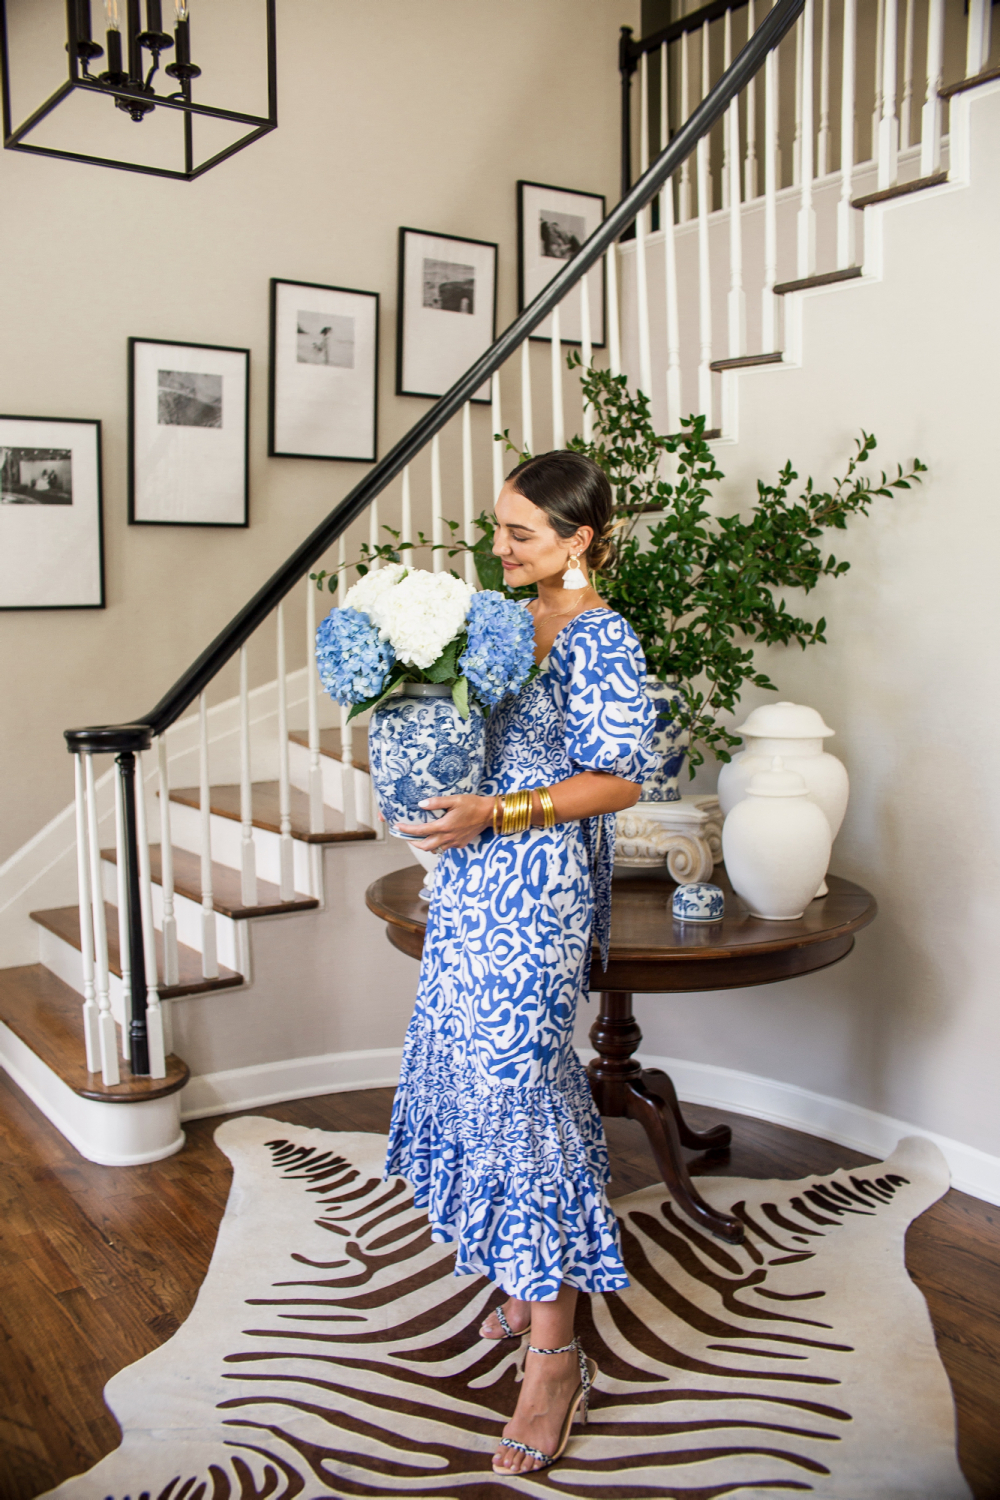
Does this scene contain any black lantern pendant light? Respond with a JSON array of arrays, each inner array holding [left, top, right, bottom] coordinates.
[[0, 0, 277, 180]]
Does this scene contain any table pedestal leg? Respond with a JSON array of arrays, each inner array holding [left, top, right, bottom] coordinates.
[[587, 990, 744, 1245]]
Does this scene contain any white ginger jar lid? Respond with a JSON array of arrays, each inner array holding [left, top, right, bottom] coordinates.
[[735, 701, 835, 739], [746, 756, 810, 797]]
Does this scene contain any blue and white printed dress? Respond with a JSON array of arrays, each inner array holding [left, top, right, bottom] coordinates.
[[385, 609, 658, 1302]]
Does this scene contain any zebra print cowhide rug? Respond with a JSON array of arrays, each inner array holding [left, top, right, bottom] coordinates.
[[43, 1117, 970, 1500]]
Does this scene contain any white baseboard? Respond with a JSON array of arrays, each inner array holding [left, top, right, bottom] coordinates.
[[180, 1042, 1000, 1206], [180, 1047, 405, 1120]]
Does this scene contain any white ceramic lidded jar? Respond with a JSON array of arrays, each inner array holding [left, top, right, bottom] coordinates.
[[722, 757, 832, 920]]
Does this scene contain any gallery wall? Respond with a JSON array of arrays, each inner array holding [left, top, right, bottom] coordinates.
[[0, 0, 635, 864]]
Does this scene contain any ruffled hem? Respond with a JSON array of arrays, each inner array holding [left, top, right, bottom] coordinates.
[[385, 1021, 628, 1302]]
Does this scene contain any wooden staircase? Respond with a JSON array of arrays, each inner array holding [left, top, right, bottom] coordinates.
[[0, 729, 379, 1165]]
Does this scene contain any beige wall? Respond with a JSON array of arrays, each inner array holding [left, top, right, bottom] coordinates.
[[0, 0, 637, 863]]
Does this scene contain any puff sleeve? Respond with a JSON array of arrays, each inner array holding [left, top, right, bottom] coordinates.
[[549, 612, 660, 968], [549, 612, 660, 784]]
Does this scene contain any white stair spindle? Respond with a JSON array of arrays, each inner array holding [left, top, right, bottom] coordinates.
[[836, 0, 857, 269], [696, 20, 713, 423], [113, 763, 131, 1062], [336, 531, 357, 832], [744, 0, 759, 200], [966, 0, 988, 77], [635, 49, 653, 403], [878, 0, 899, 188], [368, 496, 380, 569], [238, 645, 259, 900], [305, 584, 324, 836], [606, 245, 622, 378], [900, 0, 914, 148], [797, 0, 817, 277], [156, 734, 178, 987], [793, 14, 803, 185], [728, 89, 746, 356], [817, 0, 831, 174], [872, 0, 884, 161], [198, 691, 218, 978], [520, 340, 534, 456], [679, 30, 692, 221], [634, 212, 653, 401], [73, 754, 100, 1072], [431, 434, 443, 572], [491, 372, 504, 496], [461, 401, 475, 585], [276, 603, 294, 901], [134, 750, 166, 1079], [550, 302, 566, 447], [762, 33, 779, 350], [579, 273, 594, 445], [920, 0, 944, 175], [401, 465, 412, 546], [84, 752, 118, 1085], [661, 41, 682, 433], [722, 11, 732, 210]]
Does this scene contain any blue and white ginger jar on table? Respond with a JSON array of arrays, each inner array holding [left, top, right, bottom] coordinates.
[[640, 676, 688, 802], [368, 683, 485, 839]]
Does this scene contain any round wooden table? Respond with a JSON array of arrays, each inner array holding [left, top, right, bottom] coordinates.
[[365, 863, 877, 1246]]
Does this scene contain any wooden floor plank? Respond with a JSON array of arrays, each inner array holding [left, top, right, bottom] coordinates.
[[0, 1071, 996, 1497]]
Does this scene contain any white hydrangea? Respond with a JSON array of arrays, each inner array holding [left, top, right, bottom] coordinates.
[[342, 562, 409, 618], [369, 569, 475, 669]]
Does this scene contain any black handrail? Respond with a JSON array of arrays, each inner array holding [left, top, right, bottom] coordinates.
[[65, 0, 804, 758]]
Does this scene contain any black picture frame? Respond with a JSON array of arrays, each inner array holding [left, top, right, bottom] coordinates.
[[129, 337, 250, 528], [0, 414, 105, 611], [517, 180, 606, 347], [396, 226, 498, 403], [268, 278, 380, 462]]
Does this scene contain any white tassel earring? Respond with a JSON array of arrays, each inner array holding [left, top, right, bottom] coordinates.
[[562, 555, 588, 589]]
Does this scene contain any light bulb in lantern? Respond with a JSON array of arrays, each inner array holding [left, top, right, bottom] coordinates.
[[104, 0, 122, 28], [174, 1, 190, 19]]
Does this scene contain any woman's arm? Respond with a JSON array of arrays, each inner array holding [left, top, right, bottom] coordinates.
[[395, 771, 642, 853]]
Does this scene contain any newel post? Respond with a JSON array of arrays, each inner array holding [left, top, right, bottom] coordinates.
[[116, 750, 150, 1075]]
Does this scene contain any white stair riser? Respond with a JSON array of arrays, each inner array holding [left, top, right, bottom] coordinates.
[[165, 798, 319, 896], [99, 857, 243, 970], [287, 739, 374, 826], [40, 923, 143, 1026]]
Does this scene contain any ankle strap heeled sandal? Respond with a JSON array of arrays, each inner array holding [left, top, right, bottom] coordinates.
[[493, 1336, 597, 1474]]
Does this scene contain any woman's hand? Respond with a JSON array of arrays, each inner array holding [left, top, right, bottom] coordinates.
[[395, 794, 494, 852]]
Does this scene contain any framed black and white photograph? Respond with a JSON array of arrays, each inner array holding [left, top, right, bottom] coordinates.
[[269, 279, 379, 462], [396, 227, 497, 402], [0, 415, 104, 610], [518, 181, 606, 346], [129, 337, 249, 527]]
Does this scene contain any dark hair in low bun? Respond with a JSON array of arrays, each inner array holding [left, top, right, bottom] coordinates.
[[506, 450, 615, 572]]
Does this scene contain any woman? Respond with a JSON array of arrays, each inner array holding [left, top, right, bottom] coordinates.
[[389, 450, 658, 1475]]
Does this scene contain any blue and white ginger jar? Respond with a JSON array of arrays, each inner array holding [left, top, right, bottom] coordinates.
[[641, 676, 689, 803], [368, 683, 485, 838]]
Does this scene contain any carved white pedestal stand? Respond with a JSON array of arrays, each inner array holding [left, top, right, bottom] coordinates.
[[615, 795, 723, 882]]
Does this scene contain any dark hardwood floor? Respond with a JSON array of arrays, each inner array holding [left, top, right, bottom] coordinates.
[[1, 1072, 998, 1499]]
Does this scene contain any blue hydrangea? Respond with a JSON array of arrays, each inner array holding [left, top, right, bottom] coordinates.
[[315, 606, 394, 706], [459, 591, 535, 708]]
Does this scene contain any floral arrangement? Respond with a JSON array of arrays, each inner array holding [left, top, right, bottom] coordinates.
[[315, 565, 535, 720]]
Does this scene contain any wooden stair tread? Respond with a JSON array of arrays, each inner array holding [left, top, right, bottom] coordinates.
[[851, 172, 948, 210], [100, 844, 318, 920], [709, 351, 783, 372], [773, 266, 863, 295], [289, 728, 370, 774], [169, 781, 375, 844], [0, 963, 188, 1102], [30, 904, 243, 1000]]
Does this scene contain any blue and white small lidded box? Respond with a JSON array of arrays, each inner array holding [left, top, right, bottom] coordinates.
[[672, 882, 725, 922]]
